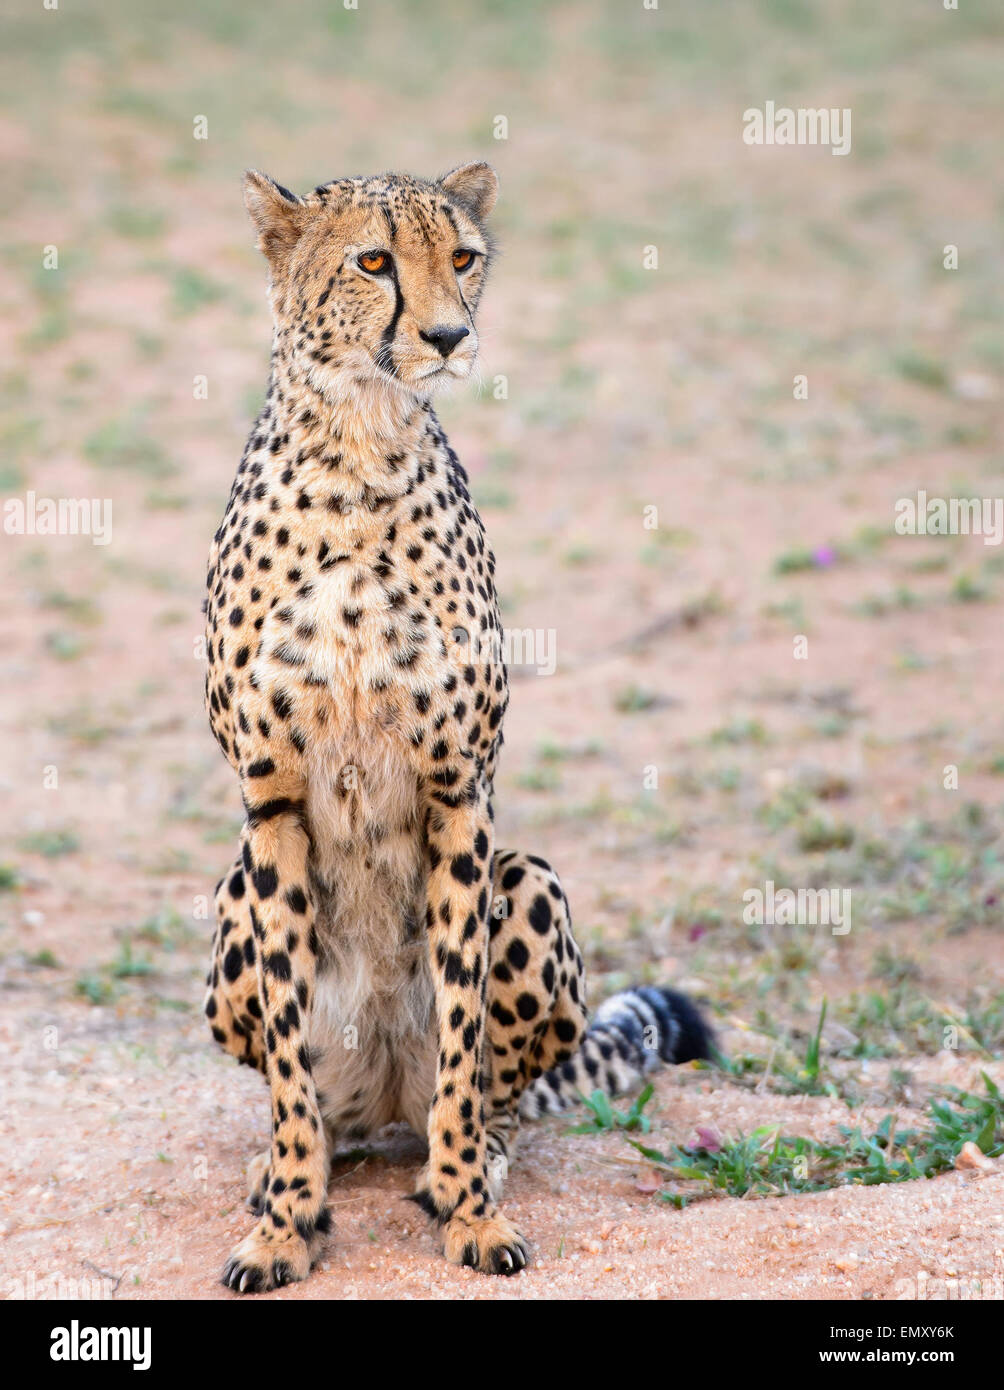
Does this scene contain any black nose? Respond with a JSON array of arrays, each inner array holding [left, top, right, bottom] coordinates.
[[420, 325, 470, 358]]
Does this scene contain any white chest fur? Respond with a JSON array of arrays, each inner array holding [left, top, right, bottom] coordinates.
[[302, 729, 437, 1140]]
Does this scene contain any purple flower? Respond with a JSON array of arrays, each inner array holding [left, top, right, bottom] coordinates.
[[692, 1125, 722, 1152], [812, 545, 837, 568]]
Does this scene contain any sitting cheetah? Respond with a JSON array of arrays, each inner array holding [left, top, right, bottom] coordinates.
[[203, 162, 711, 1292]]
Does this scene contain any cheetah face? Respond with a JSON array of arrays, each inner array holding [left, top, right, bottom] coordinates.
[[243, 163, 498, 398]]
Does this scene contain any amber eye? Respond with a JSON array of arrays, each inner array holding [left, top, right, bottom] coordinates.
[[358, 251, 390, 275], [452, 249, 476, 272]]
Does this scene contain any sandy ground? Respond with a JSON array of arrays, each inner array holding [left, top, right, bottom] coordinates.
[[2, 1011, 1002, 1300], [1, 1, 1003, 1300]]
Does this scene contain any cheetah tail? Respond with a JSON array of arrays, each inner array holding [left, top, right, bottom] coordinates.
[[518, 985, 713, 1120]]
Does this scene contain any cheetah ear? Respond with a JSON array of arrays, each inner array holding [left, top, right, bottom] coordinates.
[[440, 162, 499, 221], [243, 170, 308, 265]]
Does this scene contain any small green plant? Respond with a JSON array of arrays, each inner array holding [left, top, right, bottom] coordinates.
[[802, 998, 827, 1085], [45, 630, 88, 661], [614, 685, 661, 713], [763, 597, 806, 628], [893, 350, 948, 391], [797, 817, 854, 852], [871, 945, 921, 985], [18, 829, 80, 858], [171, 267, 225, 315], [757, 785, 810, 832], [950, 572, 989, 604], [536, 737, 604, 762], [514, 766, 561, 793], [569, 1083, 655, 1134], [851, 587, 921, 618], [74, 935, 159, 1004], [107, 205, 166, 239], [40, 589, 101, 624], [134, 905, 192, 951], [85, 416, 174, 479], [710, 718, 767, 746], [703, 1006, 840, 1099], [109, 938, 156, 979], [629, 1075, 1003, 1203], [956, 992, 1004, 1054], [635, 1127, 825, 1201], [75, 972, 116, 1005], [773, 547, 816, 574], [470, 482, 514, 510], [814, 713, 851, 738], [144, 490, 189, 512]]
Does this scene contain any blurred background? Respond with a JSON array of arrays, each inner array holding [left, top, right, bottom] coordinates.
[[1, 0, 1002, 1298]]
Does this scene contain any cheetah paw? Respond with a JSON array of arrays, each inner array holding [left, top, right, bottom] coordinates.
[[222, 1217, 327, 1294], [442, 1210, 529, 1276]]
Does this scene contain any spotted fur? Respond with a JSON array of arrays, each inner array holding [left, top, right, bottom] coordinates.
[[203, 163, 711, 1292]]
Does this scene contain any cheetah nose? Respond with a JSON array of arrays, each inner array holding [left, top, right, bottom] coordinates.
[[420, 325, 470, 358]]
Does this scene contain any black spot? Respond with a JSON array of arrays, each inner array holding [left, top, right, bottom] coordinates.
[[516, 993, 539, 1021], [264, 951, 291, 980], [253, 865, 279, 898], [450, 854, 475, 886], [528, 894, 552, 934], [271, 689, 293, 720], [506, 939, 529, 970], [223, 944, 243, 982]]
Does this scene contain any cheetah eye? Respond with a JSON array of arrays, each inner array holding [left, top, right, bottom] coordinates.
[[452, 249, 477, 273], [358, 250, 391, 275]]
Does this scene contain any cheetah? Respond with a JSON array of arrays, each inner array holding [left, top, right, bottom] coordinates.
[[203, 162, 712, 1292]]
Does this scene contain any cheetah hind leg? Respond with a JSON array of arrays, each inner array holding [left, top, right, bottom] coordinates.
[[482, 850, 587, 1201]]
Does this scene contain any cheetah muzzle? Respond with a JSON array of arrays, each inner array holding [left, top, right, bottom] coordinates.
[[202, 161, 712, 1293]]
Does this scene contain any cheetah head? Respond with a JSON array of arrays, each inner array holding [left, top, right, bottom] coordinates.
[[243, 163, 498, 399]]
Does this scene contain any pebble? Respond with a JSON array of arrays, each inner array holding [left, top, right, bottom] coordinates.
[[955, 1142, 994, 1174]]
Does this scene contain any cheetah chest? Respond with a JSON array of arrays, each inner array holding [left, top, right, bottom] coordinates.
[[251, 525, 465, 1138], [300, 727, 438, 1140], [284, 546, 443, 1137]]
